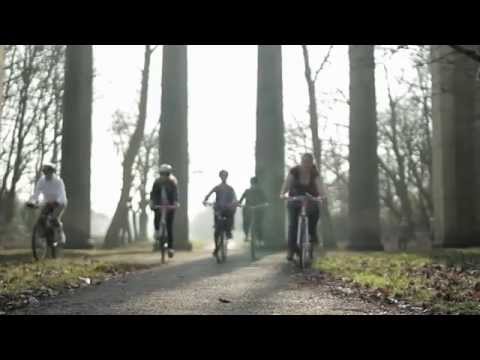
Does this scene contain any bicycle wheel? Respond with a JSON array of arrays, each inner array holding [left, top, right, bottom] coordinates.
[[219, 232, 226, 264], [160, 226, 167, 264], [298, 219, 310, 270], [250, 226, 256, 261], [32, 224, 48, 261]]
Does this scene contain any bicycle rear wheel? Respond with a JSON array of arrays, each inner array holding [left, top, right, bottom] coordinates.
[[32, 224, 48, 261], [160, 227, 167, 264], [250, 227, 256, 261]]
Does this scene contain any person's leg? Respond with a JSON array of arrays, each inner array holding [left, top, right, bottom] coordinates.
[[166, 210, 175, 250], [308, 204, 320, 245], [213, 211, 219, 255], [288, 206, 300, 259], [254, 209, 264, 242], [225, 209, 234, 239], [52, 204, 65, 222], [153, 210, 161, 239]]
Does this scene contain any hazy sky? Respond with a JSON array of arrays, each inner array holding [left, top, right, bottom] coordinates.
[[90, 45, 411, 219]]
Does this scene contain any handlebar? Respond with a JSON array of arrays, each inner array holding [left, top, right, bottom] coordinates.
[[283, 194, 325, 203], [26, 201, 60, 209], [203, 202, 240, 209], [239, 203, 270, 209], [152, 204, 179, 210]]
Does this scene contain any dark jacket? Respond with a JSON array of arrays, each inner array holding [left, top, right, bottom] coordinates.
[[150, 176, 178, 206], [289, 165, 320, 197]]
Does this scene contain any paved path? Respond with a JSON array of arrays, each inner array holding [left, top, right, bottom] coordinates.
[[14, 250, 401, 315]]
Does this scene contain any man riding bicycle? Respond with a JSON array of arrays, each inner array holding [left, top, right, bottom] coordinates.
[[238, 177, 267, 243], [280, 153, 325, 262], [203, 170, 238, 246], [150, 164, 179, 258], [26, 163, 67, 245]]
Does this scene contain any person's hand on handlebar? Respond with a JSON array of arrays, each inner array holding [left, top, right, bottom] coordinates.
[[26, 201, 37, 209]]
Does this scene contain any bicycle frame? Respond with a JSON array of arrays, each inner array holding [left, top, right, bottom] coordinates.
[[152, 204, 177, 262], [285, 194, 322, 269], [204, 202, 237, 263], [241, 203, 269, 260]]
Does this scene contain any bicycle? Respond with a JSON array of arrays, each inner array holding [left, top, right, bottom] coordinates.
[[152, 204, 178, 264], [285, 194, 323, 271], [27, 202, 64, 261], [204, 202, 238, 264], [240, 203, 269, 261]]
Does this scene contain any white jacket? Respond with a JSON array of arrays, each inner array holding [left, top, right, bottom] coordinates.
[[30, 175, 68, 206]]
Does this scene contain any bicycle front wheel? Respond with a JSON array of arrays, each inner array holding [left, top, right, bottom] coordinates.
[[298, 220, 310, 270], [250, 228, 256, 261], [32, 224, 48, 261], [219, 232, 227, 263]]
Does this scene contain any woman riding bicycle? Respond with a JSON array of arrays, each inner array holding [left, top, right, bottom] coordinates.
[[150, 164, 179, 258], [280, 153, 325, 262]]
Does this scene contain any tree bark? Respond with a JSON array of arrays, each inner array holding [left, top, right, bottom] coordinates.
[[0, 45, 5, 131], [348, 45, 381, 250], [431, 45, 478, 247], [104, 46, 153, 248], [61, 45, 93, 249], [159, 45, 191, 250], [256, 45, 285, 249], [301, 45, 337, 249]]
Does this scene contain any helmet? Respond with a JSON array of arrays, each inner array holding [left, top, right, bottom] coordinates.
[[159, 164, 173, 174], [219, 170, 229, 177], [42, 163, 57, 173]]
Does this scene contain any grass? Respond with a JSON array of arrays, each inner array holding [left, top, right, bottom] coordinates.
[[0, 242, 170, 312], [315, 249, 480, 314]]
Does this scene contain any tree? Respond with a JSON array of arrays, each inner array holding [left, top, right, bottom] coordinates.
[[134, 126, 159, 241], [104, 45, 155, 248], [300, 45, 336, 249], [256, 45, 285, 249], [0, 46, 65, 225], [159, 45, 191, 250], [431, 45, 479, 247], [61, 45, 93, 249], [0, 45, 5, 129], [348, 45, 381, 250]]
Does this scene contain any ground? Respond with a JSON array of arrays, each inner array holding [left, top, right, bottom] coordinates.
[[4, 244, 409, 315], [5, 243, 479, 315]]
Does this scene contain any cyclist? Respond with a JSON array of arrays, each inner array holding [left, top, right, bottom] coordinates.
[[238, 177, 267, 244], [203, 170, 238, 253], [26, 163, 67, 245], [280, 153, 325, 261], [150, 164, 179, 258]]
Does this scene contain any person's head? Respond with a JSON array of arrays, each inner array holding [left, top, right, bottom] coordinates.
[[219, 170, 229, 183], [250, 177, 258, 187], [42, 163, 56, 179], [159, 164, 173, 181], [300, 153, 315, 170]]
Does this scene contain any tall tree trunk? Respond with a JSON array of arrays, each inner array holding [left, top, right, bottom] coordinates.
[[348, 45, 381, 250], [256, 45, 285, 250], [132, 210, 139, 241], [431, 45, 478, 247], [61, 45, 93, 249], [159, 45, 191, 250], [0, 45, 5, 131], [301, 45, 336, 249], [104, 46, 153, 248]]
